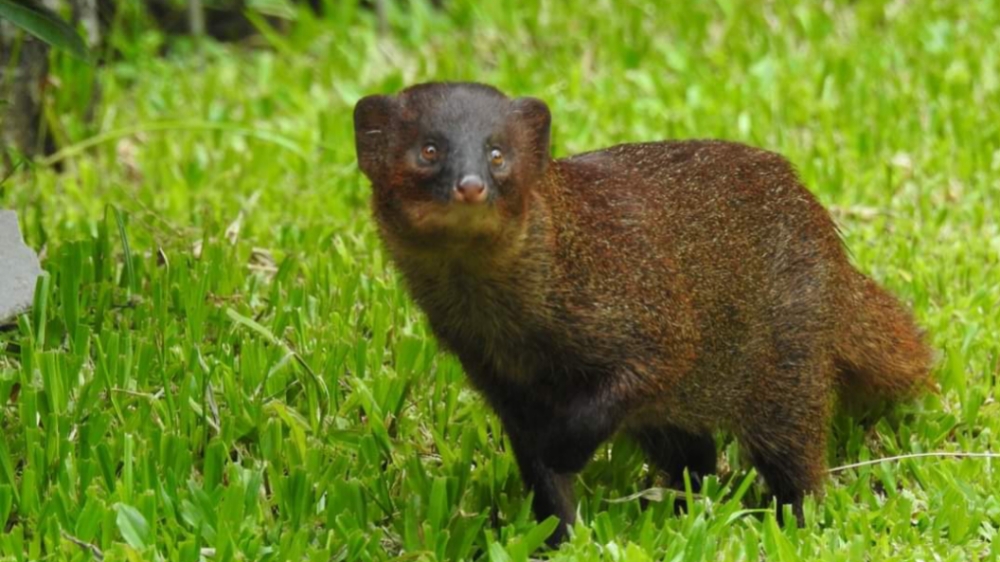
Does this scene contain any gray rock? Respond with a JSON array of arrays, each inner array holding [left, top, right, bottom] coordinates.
[[0, 210, 42, 323]]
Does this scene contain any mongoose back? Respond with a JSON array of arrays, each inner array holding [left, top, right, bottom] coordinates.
[[353, 82, 933, 545]]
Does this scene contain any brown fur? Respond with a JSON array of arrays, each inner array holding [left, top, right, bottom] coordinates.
[[353, 82, 933, 544]]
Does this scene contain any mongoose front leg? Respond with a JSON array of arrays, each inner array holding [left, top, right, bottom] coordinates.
[[478, 377, 578, 545], [631, 424, 717, 491], [539, 390, 624, 474], [500, 413, 577, 546]]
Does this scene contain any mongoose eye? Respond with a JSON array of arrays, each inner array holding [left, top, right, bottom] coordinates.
[[421, 143, 439, 162], [490, 148, 505, 167]]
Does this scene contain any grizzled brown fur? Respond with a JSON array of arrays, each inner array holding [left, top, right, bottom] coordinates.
[[353, 82, 933, 545]]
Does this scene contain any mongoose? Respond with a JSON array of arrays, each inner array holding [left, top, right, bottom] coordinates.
[[353, 82, 933, 545]]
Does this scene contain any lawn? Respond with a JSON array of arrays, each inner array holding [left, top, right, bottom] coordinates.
[[1, 0, 999, 560]]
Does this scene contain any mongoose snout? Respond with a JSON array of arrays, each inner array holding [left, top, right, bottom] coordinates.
[[454, 174, 488, 204]]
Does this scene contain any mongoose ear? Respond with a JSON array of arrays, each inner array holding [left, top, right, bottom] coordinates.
[[510, 97, 552, 170], [354, 95, 399, 182]]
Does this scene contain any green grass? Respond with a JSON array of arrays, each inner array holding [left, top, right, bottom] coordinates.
[[2, 0, 999, 559]]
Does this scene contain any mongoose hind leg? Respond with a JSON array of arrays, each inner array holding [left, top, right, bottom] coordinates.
[[742, 439, 823, 526], [737, 357, 832, 526]]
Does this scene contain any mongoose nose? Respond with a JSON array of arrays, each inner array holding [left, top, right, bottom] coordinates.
[[454, 175, 487, 204]]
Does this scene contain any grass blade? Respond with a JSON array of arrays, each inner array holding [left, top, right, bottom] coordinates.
[[115, 503, 150, 550], [107, 206, 136, 296], [39, 121, 311, 167], [0, 0, 89, 61], [227, 308, 329, 418]]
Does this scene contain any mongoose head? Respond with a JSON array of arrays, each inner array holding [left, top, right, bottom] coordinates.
[[354, 82, 551, 248]]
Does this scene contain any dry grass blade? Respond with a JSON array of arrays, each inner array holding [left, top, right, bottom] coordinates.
[[828, 452, 1000, 474]]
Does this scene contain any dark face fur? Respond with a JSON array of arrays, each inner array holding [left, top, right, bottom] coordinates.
[[354, 83, 551, 247]]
